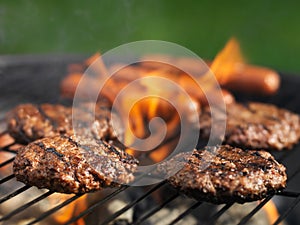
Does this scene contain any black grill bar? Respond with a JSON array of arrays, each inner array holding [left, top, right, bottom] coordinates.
[[277, 191, 300, 198], [0, 118, 300, 224], [168, 201, 203, 225], [207, 202, 234, 224], [273, 195, 300, 225], [99, 181, 167, 225], [0, 145, 299, 225], [237, 195, 274, 225], [0, 59, 300, 225], [132, 193, 180, 225], [0, 174, 15, 184], [234, 162, 300, 225], [26, 193, 84, 225], [64, 186, 128, 225], [0, 190, 53, 222], [119, 162, 300, 225], [0, 143, 14, 150], [0, 146, 19, 153], [0, 157, 14, 167], [1, 136, 300, 225], [0, 185, 30, 204]]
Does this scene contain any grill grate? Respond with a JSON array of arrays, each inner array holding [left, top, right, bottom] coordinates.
[[168, 201, 203, 225], [0, 54, 300, 224], [0, 190, 53, 222], [1, 133, 300, 225]]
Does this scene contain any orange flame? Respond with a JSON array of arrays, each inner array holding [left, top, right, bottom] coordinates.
[[61, 39, 242, 163], [123, 38, 242, 162], [210, 37, 245, 85], [81, 61, 201, 162], [124, 95, 181, 160], [262, 199, 282, 225], [50, 194, 87, 225]]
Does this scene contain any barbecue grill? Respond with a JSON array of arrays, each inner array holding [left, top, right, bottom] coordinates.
[[0, 54, 300, 225]]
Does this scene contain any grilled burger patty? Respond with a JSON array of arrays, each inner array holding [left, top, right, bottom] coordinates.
[[199, 102, 300, 150], [159, 145, 286, 204], [7, 102, 122, 144], [13, 135, 138, 193]]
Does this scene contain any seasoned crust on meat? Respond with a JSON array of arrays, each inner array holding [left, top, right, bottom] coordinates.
[[7, 104, 62, 143], [159, 145, 287, 204], [199, 102, 300, 150], [13, 135, 138, 193], [7, 102, 122, 144]]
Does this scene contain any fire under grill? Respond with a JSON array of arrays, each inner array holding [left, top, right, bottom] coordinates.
[[0, 54, 300, 225]]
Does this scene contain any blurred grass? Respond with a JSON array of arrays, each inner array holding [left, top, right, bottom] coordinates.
[[0, 0, 299, 73]]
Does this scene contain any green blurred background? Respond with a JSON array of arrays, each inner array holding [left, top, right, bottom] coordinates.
[[0, 0, 299, 73]]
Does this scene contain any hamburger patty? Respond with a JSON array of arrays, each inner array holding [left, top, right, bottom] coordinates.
[[159, 145, 286, 204], [7, 101, 122, 144], [199, 102, 300, 150], [13, 135, 138, 193]]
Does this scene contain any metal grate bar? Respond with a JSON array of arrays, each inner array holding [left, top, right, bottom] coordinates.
[[132, 192, 180, 225], [237, 195, 273, 225], [0, 147, 18, 154], [26, 193, 84, 225], [168, 201, 203, 225], [100, 181, 167, 225], [0, 185, 30, 204], [273, 195, 300, 225], [0, 157, 14, 168], [0, 143, 17, 152], [0, 190, 53, 222], [64, 186, 128, 225], [277, 190, 300, 198], [130, 165, 300, 225], [208, 202, 234, 224], [0, 73, 299, 225], [0, 174, 15, 184]]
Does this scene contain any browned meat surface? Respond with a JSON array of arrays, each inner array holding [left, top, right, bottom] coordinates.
[[199, 102, 300, 150], [159, 145, 287, 204], [7, 102, 123, 144], [13, 135, 138, 193], [7, 104, 71, 143]]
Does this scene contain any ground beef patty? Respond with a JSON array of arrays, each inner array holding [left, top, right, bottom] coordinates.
[[159, 145, 286, 204], [199, 102, 300, 150], [7, 101, 122, 144], [13, 135, 138, 193]]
